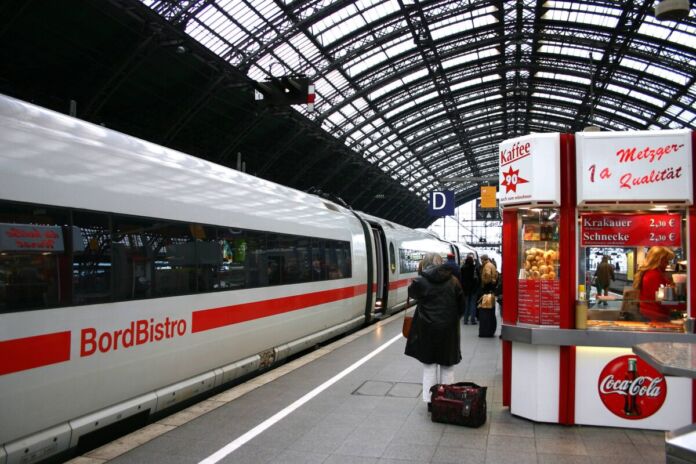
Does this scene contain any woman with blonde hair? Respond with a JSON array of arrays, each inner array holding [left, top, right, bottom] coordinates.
[[405, 252, 464, 410], [633, 246, 675, 321]]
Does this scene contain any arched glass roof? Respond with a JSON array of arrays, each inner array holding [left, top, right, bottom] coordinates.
[[144, 0, 696, 209]]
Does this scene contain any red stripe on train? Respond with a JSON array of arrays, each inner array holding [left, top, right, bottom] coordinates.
[[389, 278, 411, 290], [191, 284, 369, 333], [0, 331, 71, 375]]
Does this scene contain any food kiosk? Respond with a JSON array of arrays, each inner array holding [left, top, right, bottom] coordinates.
[[500, 129, 696, 430]]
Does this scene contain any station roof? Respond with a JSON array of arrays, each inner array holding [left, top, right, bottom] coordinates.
[[2, 1, 695, 227]]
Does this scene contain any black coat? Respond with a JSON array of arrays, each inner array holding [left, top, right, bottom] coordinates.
[[405, 264, 464, 366], [460, 261, 478, 294]]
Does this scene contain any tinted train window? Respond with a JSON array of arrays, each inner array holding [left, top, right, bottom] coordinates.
[[399, 249, 426, 274], [389, 242, 396, 273], [112, 217, 198, 299], [73, 211, 112, 305], [0, 200, 353, 311], [0, 204, 68, 312], [195, 225, 221, 292]]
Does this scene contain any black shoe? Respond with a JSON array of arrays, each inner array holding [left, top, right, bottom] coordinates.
[[463, 321, 468, 325], [471, 321, 477, 325], [427, 402, 432, 412]]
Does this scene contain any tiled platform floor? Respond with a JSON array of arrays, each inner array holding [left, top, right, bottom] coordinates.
[[70, 309, 668, 464]]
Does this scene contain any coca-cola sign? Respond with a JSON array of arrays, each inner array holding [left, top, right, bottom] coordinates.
[[597, 355, 667, 420]]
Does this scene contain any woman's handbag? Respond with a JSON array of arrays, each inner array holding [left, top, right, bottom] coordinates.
[[477, 293, 495, 309], [402, 298, 413, 338], [429, 382, 488, 427]]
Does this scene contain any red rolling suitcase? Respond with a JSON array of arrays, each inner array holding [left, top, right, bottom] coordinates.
[[429, 382, 487, 427]]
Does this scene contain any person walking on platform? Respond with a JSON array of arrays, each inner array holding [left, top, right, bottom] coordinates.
[[594, 255, 614, 306], [405, 253, 464, 410], [460, 254, 479, 324], [444, 252, 461, 280]]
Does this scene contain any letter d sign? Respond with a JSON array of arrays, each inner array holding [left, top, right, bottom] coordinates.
[[429, 190, 455, 216]]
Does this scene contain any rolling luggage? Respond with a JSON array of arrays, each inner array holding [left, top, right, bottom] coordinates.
[[429, 382, 487, 427], [478, 305, 496, 337]]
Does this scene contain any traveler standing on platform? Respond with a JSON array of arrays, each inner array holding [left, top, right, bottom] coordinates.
[[634, 246, 675, 322], [460, 254, 479, 325], [444, 252, 461, 280], [480, 254, 498, 294], [405, 253, 464, 410], [594, 255, 614, 306], [478, 254, 499, 337]]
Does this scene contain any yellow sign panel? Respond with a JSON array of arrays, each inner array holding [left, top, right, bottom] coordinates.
[[480, 186, 497, 209]]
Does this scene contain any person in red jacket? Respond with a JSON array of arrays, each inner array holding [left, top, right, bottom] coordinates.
[[633, 246, 675, 322]]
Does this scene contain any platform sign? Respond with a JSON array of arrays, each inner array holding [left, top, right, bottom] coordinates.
[[429, 190, 455, 216], [480, 186, 497, 208], [475, 199, 501, 221]]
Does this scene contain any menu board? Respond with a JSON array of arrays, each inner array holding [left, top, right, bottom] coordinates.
[[540, 280, 561, 325], [580, 213, 681, 247], [518, 278, 561, 326], [518, 279, 541, 324]]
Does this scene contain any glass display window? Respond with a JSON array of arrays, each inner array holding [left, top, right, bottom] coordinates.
[[517, 207, 561, 326], [577, 210, 688, 332]]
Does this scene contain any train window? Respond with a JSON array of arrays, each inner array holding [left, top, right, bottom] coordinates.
[[112, 217, 197, 299], [399, 249, 425, 274], [323, 240, 351, 279], [311, 239, 327, 281], [0, 203, 68, 312], [389, 242, 396, 273], [195, 225, 221, 292], [0, 201, 355, 309], [266, 234, 311, 285], [73, 211, 112, 305], [218, 228, 266, 289]]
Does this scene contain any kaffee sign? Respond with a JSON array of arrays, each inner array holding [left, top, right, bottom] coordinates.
[[576, 129, 693, 204], [498, 133, 561, 206]]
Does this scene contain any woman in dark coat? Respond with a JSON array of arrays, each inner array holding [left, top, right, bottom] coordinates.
[[405, 253, 464, 406]]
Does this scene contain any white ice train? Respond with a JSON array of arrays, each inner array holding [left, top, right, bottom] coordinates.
[[0, 94, 456, 463]]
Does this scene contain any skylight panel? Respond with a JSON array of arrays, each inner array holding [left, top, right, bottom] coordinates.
[[668, 29, 696, 49], [444, 48, 498, 69], [362, 0, 400, 22], [414, 91, 438, 105], [369, 79, 403, 100], [354, 98, 369, 112], [645, 65, 689, 85], [384, 39, 415, 58], [385, 99, 417, 119], [347, 50, 389, 76], [628, 90, 665, 108], [638, 20, 671, 40], [472, 14, 498, 28], [537, 71, 591, 86], [403, 68, 428, 84], [677, 109, 696, 124], [431, 21, 472, 41], [619, 56, 646, 72], [316, 6, 362, 45], [607, 83, 630, 95]]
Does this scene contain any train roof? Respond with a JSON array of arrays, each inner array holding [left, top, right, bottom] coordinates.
[[0, 95, 357, 239]]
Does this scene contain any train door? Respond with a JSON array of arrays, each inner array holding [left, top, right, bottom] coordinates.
[[370, 224, 389, 312]]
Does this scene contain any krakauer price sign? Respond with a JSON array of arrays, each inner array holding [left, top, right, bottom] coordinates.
[[576, 129, 693, 204], [580, 213, 681, 247]]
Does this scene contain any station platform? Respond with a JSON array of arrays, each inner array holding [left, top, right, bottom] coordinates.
[[67, 310, 667, 464]]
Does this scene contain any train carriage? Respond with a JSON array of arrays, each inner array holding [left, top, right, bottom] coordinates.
[[0, 95, 453, 463]]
